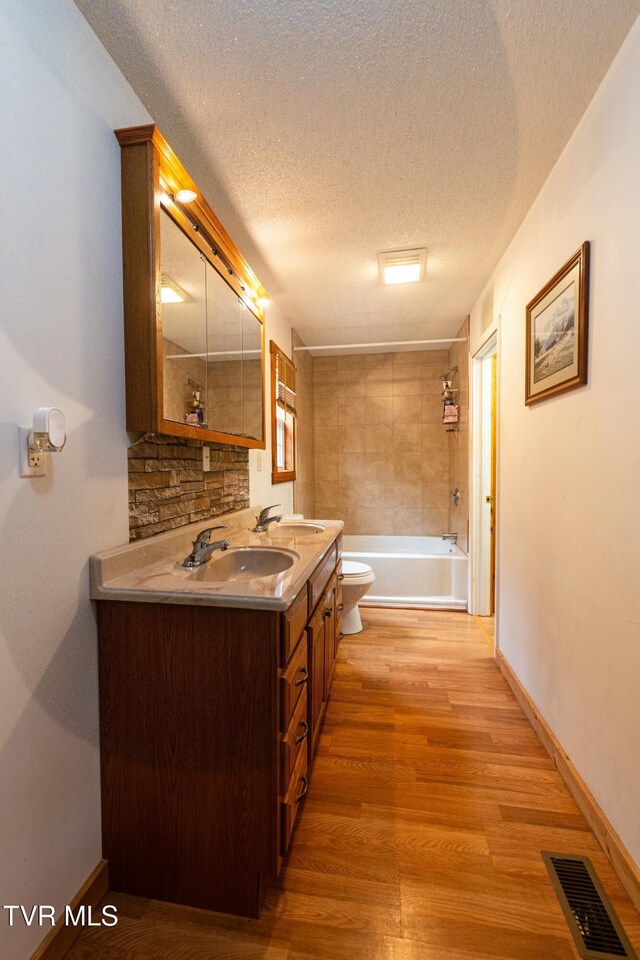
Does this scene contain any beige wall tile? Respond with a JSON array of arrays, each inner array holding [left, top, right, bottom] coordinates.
[[422, 394, 444, 423], [340, 452, 367, 481], [422, 449, 450, 482], [337, 424, 366, 454], [337, 377, 366, 399], [393, 395, 422, 423], [393, 507, 423, 535], [366, 423, 392, 453], [314, 422, 337, 450], [365, 396, 394, 424], [392, 351, 425, 366], [337, 397, 366, 426], [366, 453, 394, 480], [393, 453, 422, 482], [313, 397, 338, 424], [423, 364, 445, 396], [314, 452, 338, 482], [313, 379, 338, 399], [365, 353, 393, 372], [394, 422, 422, 452], [338, 354, 366, 373], [313, 356, 338, 381], [422, 507, 450, 536], [394, 479, 422, 508], [363, 508, 394, 536], [392, 365, 422, 396], [365, 480, 393, 507], [365, 377, 393, 397]]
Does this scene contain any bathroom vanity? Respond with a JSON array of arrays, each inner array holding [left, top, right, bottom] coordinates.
[[91, 510, 343, 918]]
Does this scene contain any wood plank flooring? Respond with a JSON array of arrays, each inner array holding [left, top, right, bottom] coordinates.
[[69, 609, 640, 960]]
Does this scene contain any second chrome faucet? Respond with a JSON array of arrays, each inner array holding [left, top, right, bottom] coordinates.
[[252, 504, 283, 533]]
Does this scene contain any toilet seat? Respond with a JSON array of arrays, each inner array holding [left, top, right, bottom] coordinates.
[[342, 560, 372, 577], [341, 559, 375, 587]]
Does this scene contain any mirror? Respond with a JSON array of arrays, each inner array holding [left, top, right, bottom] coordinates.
[[160, 208, 264, 441], [161, 211, 208, 427]]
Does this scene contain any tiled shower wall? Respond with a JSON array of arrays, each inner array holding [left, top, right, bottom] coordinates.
[[292, 330, 315, 519], [448, 318, 470, 552], [312, 350, 452, 535]]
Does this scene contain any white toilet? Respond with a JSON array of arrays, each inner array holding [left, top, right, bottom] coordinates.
[[340, 560, 375, 635]]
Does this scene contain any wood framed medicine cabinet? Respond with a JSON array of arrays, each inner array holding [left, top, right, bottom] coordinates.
[[115, 124, 267, 449]]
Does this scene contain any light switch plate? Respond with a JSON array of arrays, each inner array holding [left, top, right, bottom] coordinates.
[[19, 426, 47, 478], [202, 446, 211, 472]]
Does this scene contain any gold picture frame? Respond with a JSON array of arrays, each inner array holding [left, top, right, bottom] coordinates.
[[525, 242, 590, 405]]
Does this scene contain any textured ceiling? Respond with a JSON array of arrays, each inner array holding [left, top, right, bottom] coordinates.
[[76, 0, 639, 349]]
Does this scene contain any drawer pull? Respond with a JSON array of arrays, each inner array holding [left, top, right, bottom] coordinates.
[[338, 602, 344, 611], [323, 608, 332, 619], [295, 665, 309, 687], [295, 719, 309, 745], [295, 775, 309, 803]]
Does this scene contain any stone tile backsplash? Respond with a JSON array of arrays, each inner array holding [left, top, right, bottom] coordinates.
[[128, 433, 249, 541]]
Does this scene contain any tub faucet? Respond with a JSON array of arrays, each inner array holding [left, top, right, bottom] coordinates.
[[182, 525, 230, 568], [442, 532, 458, 544], [252, 504, 283, 532]]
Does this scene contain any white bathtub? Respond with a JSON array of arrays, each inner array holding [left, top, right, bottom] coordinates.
[[342, 535, 468, 610]]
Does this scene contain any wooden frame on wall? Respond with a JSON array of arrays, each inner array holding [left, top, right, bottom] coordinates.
[[270, 340, 297, 484], [115, 124, 267, 449], [525, 241, 590, 405]]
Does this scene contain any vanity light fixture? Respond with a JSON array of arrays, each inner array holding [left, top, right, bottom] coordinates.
[[160, 275, 189, 303], [173, 188, 197, 203], [256, 296, 270, 308], [378, 248, 427, 285]]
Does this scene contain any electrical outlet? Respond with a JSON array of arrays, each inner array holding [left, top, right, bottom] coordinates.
[[202, 446, 211, 472], [18, 427, 47, 478]]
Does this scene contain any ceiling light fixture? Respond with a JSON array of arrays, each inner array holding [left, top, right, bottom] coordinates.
[[378, 248, 427, 285], [160, 275, 189, 303], [173, 188, 197, 203]]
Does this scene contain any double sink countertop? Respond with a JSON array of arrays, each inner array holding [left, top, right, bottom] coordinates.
[[89, 507, 343, 611]]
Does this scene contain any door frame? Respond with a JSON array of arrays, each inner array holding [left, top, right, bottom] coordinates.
[[470, 332, 499, 625]]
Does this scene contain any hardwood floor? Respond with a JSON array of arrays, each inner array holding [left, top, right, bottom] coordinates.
[[69, 609, 640, 960]]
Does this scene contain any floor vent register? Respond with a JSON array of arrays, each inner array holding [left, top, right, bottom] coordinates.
[[542, 851, 638, 959]]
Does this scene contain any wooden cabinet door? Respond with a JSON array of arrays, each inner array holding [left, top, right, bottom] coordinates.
[[323, 586, 336, 698], [308, 601, 326, 758]]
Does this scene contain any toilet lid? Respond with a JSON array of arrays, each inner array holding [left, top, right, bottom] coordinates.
[[342, 560, 372, 576]]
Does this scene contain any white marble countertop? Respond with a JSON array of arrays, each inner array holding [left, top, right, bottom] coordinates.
[[90, 507, 344, 611]]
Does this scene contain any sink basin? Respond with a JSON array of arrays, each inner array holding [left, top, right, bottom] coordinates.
[[267, 522, 326, 540], [189, 547, 297, 582]]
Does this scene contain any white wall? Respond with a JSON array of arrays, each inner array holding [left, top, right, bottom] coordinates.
[[0, 2, 149, 957], [470, 17, 640, 867], [248, 304, 295, 515]]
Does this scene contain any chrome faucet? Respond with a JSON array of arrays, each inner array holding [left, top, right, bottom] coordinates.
[[252, 504, 282, 533], [442, 532, 458, 544], [182, 525, 230, 568]]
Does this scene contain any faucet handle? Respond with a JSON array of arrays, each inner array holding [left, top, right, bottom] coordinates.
[[257, 504, 281, 522], [193, 524, 227, 547]]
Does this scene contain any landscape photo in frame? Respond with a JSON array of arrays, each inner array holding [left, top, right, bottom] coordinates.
[[525, 241, 590, 404]]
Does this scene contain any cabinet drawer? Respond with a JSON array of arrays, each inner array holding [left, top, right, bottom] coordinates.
[[281, 585, 308, 665], [308, 543, 337, 615], [280, 687, 309, 789], [280, 632, 308, 732], [281, 741, 309, 856]]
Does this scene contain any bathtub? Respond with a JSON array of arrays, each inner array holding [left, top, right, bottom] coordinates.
[[341, 535, 468, 610]]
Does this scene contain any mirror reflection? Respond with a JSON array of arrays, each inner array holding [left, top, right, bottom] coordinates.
[[160, 209, 264, 441]]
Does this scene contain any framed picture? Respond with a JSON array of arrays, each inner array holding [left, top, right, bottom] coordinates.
[[525, 241, 590, 405]]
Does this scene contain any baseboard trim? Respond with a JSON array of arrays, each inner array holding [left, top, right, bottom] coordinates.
[[30, 860, 108, 960], [496, 650, 640, 913]]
